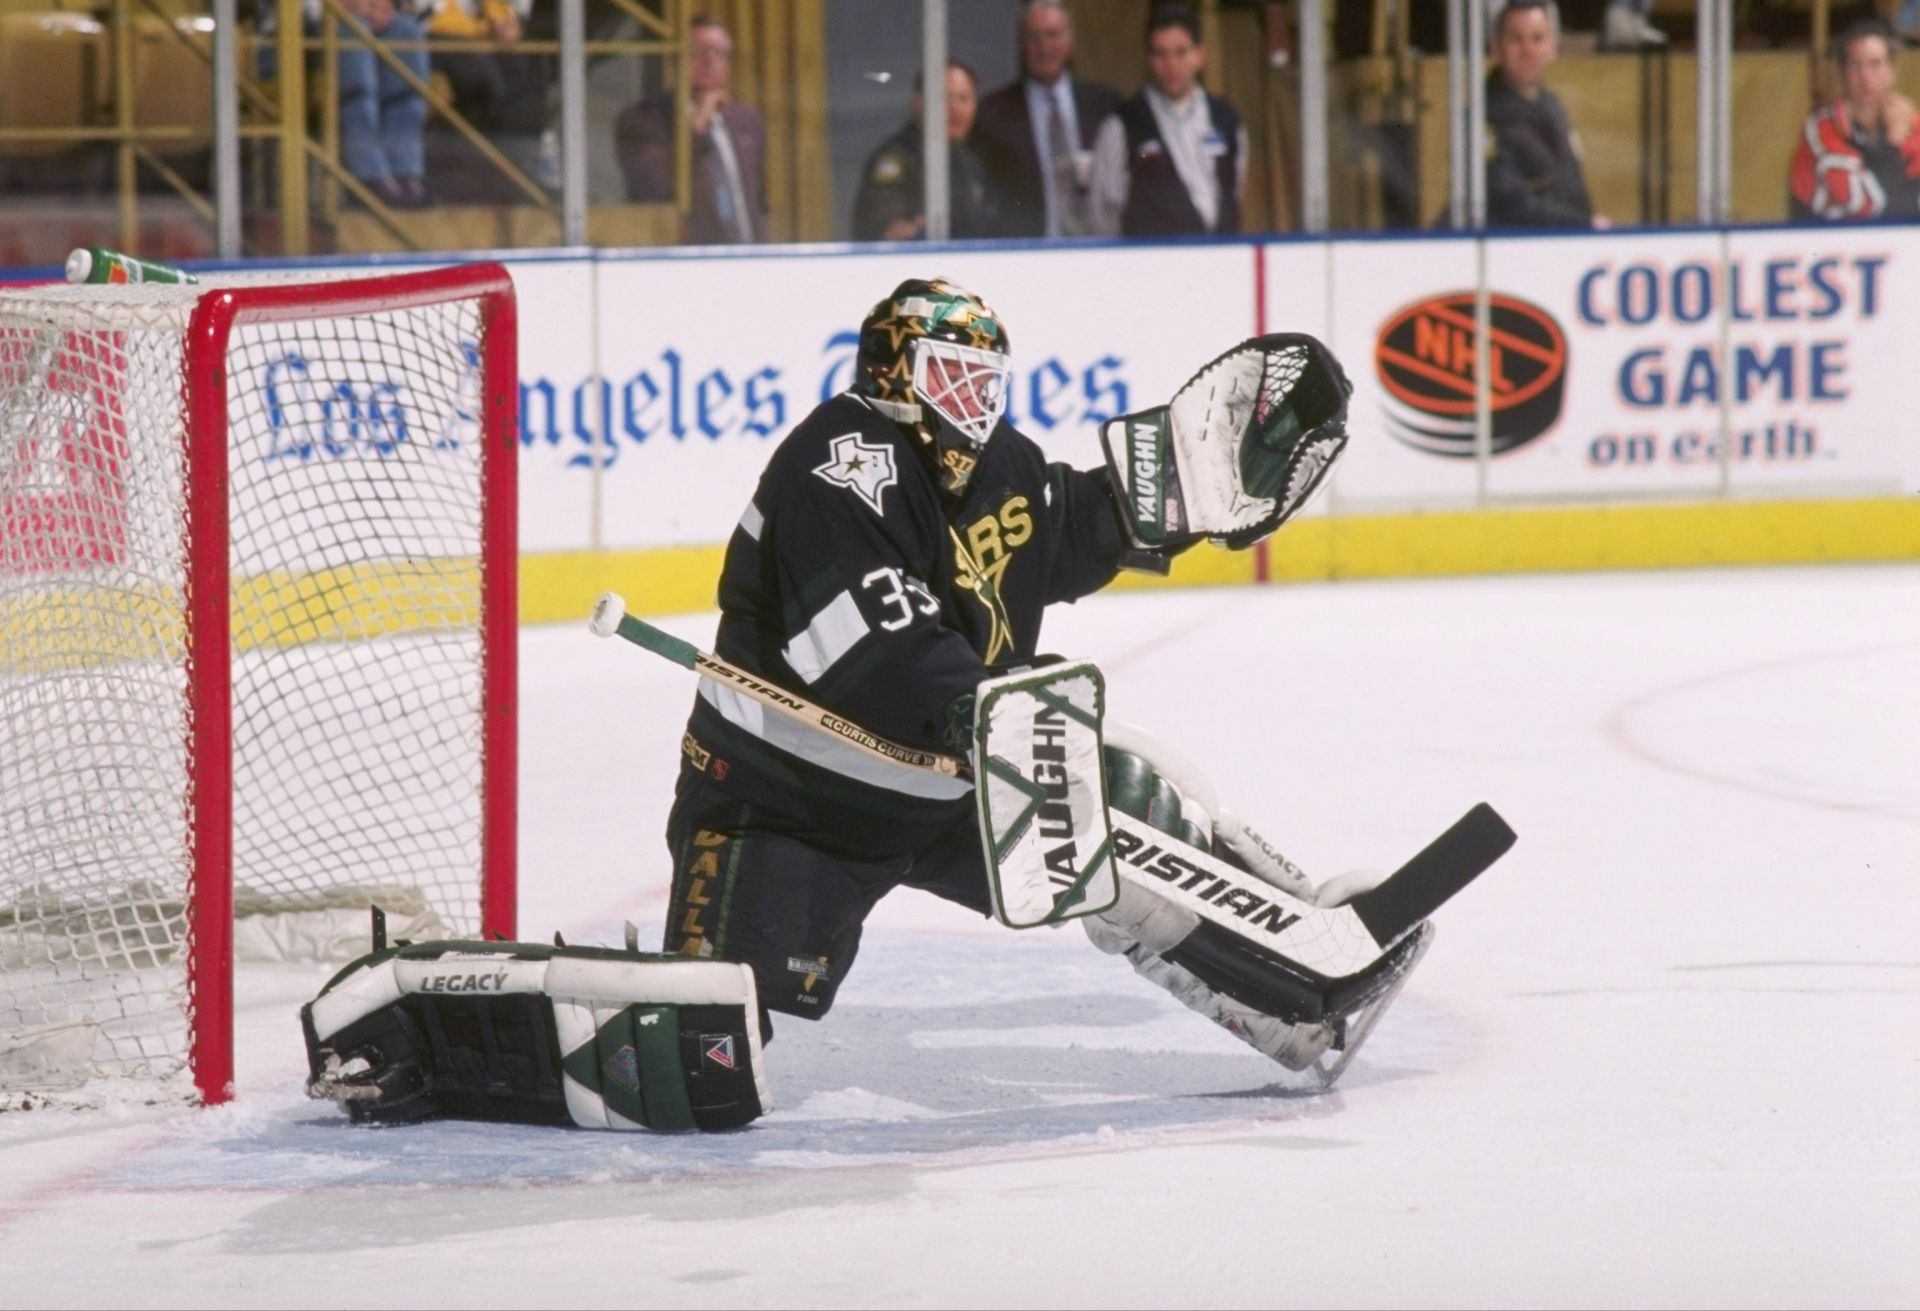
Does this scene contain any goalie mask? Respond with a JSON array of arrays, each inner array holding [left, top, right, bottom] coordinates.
[[855, 277, 1011, 497]]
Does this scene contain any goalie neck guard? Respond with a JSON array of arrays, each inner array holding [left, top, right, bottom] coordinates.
[[854, 277, 1010, 498]]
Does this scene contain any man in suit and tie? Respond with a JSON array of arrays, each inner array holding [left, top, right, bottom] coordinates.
[[970, 1, 1121, 239], [617, 15, 768, 244]]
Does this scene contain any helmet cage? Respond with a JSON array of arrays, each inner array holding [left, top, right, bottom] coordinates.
[[911, 337, 1010, 452]]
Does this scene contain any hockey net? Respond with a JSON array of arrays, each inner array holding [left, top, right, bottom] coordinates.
[[0, 266, 518, 1105]]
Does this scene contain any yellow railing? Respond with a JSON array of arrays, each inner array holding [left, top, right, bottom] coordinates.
[[0, 0, 687, 256]]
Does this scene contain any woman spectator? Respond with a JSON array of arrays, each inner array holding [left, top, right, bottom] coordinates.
[[851, 61, 1000, 241]]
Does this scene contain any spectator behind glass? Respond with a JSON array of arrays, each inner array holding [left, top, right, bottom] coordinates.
[[1484, 0, 1607, 229], [417, 0, 548, 200], [1087, 4, 1248, 237], [1789, 17, 1920, 222], [850, 61, 999, 242], [972, 1, 1121, 238], [616, 16, 768, 244], [258, 0, 430, 208]]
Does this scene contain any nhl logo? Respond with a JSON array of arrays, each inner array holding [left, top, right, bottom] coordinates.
[[1374, 291, 1567, 458]]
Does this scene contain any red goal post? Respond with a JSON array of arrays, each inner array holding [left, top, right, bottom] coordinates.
[[0, 264, 519, 1106]]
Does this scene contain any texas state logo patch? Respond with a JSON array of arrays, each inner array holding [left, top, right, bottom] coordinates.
[[813, 432, 898, 515]]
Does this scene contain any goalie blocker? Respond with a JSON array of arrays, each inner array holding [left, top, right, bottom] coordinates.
[[302, 929, 770, 1131]]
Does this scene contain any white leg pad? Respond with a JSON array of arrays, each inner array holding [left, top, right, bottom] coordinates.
[[1127, 947, 1335, 1072]]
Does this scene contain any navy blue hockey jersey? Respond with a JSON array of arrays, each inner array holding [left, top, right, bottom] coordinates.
[[679, 393, 1129, 856]]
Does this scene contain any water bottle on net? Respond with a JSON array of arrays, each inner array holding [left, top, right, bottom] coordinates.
[[64, 247, 199, 286]]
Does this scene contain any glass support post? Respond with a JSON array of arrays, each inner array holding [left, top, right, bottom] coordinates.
[[1299, 0, 1327, 233], [920, 0, 949, 241]]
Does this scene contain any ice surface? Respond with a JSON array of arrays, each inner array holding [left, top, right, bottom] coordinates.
[[2, 565, 1917, 1307]]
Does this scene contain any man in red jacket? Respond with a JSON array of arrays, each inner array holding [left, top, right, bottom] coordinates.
[[1790, 17, 1920, 221]]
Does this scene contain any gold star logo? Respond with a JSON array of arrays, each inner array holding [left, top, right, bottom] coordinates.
[[867, 308, 921, 354], [949, 525, 1015, 664], [876, 352, 913, 399]]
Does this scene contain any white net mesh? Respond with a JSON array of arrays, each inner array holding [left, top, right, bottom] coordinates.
[[0, 274, 502, 1098]]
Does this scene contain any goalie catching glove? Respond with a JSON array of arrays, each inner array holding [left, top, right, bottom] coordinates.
[[302, 936, 770, 1131], [1103, 333, 1351, 554]]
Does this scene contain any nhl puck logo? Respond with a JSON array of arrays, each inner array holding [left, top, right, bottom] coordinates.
[[1374, 292, 1567, 457]]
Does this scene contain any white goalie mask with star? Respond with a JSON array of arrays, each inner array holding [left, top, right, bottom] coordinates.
[[911, 337, 1010, 452]]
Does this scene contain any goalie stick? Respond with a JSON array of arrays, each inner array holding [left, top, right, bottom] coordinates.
[[588, 594, 966, 779], [588, 592, 1515, 977]]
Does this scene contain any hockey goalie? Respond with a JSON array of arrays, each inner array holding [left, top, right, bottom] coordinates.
[[305, 277, 1511, 1131]]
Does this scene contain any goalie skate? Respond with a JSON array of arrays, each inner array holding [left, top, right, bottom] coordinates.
[[1310, 921, 1435, 1087]]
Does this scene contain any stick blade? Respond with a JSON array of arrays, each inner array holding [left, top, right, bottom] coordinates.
[[1347, 803, 1517, 946]]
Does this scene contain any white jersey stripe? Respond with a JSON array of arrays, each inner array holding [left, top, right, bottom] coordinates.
[[781, 588, 869, 684], [737, 499, 764, 541]]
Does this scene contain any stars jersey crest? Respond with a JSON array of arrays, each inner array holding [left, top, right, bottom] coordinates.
[[812, 431, 898, 515]]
